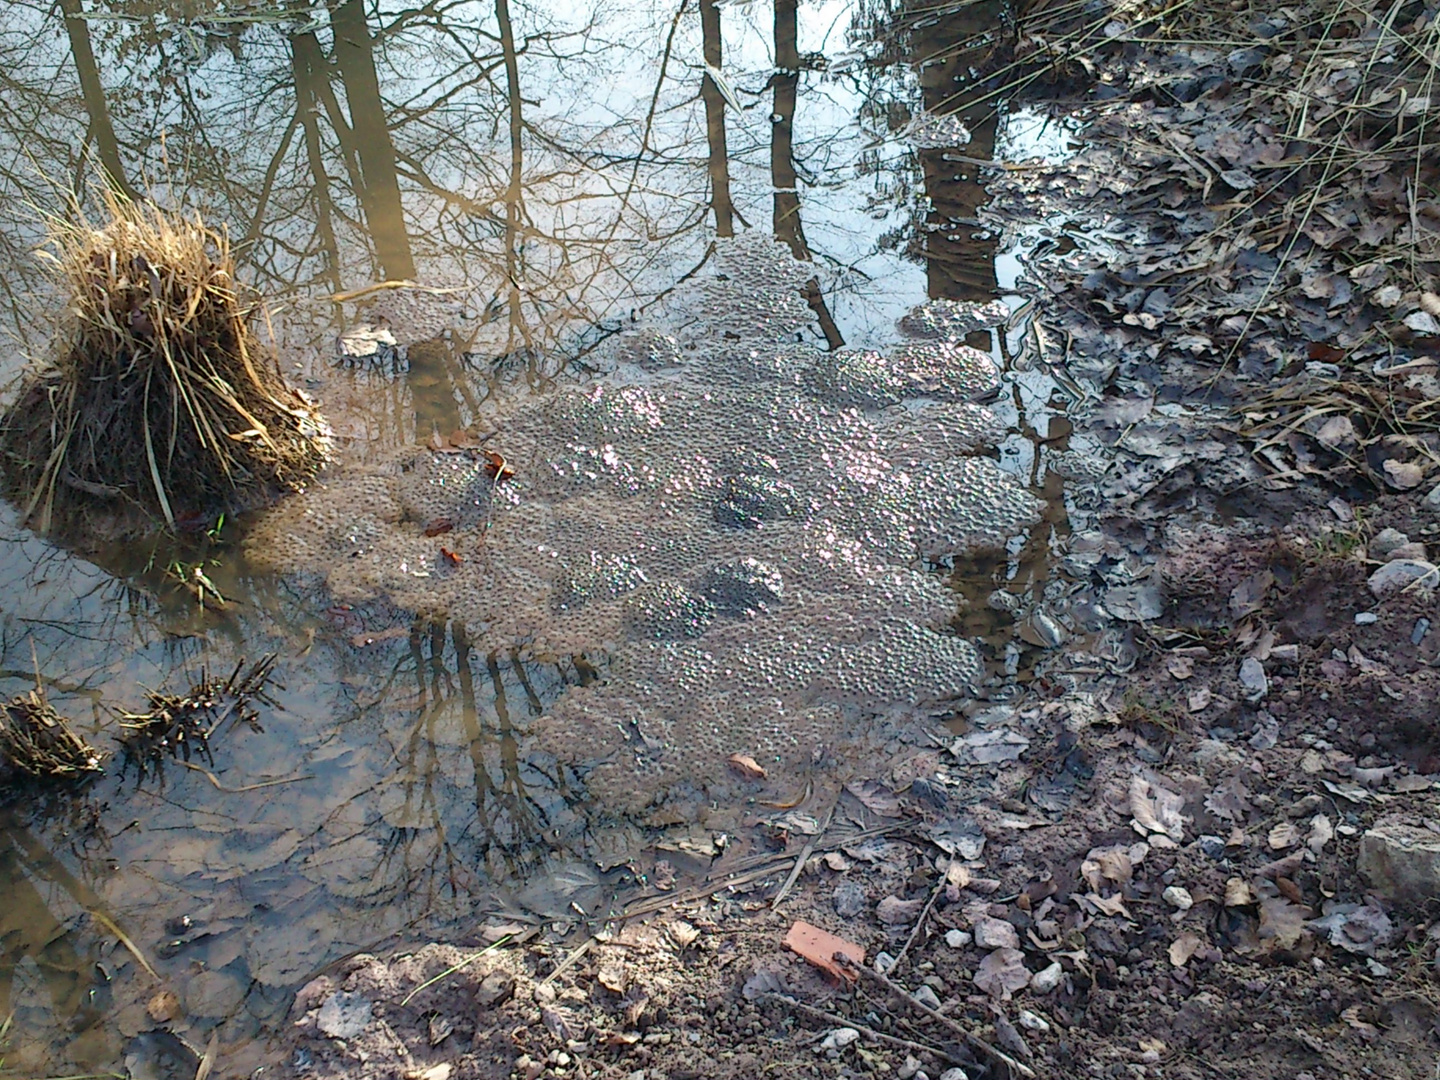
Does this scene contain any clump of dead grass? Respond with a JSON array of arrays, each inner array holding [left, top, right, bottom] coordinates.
[[0, 192, 329, 533], [0, 686, 106, 783], [118, 653, 277, 775]]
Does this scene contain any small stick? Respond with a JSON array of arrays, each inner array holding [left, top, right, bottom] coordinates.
[[759, 992, 973, 1070], [541, 936, 594, 988], [770, 789, 839, 909], [890, 872, 946, 973], [179, 761, 312, 792], [836, 955, 1036, 1080]]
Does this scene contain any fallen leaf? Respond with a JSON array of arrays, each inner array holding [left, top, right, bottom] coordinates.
[[1268, 822, 1301, 850], [1228, 570, 1274, 619], [1307, 814, 1334, 853], [823, 851, 852, 872], [1168, 932, 1203, 967], [845, 779, 901, 816], [1258, 897, 1308, 950], [1224, 877, 1257, 907], [1166, 655, 1194, 680], [1130, 776, 1187, 842], [597, 954, 628, 993], [423, 518, 455, 537], [728, 753, 767, 780], [439, 547, 463, 564]]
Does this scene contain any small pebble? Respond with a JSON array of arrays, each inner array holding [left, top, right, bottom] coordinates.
[[1355, 612, 1379, 625], [874, 951, 896, 975], [938, 1070, 970, 1080], [1030, 961, 1064, 994], [944, 929, 972, 949], [912, 984, 942, 1011], [1413, 618, 1431, 645], [1163, 886, 1194, 911], [1018, 1009, 1050, 1032], [898, 1057, 922, 1080]]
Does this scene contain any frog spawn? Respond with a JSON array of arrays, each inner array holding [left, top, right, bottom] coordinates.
[[247, 234, 1039, 810]]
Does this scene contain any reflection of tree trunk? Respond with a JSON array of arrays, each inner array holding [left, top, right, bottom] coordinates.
[[290, 33, 343, 294], [699, 0, 734, 238], [912, 1, 1002, 303], [494, 0, 534, 359], [770, 0, 804, 257], [330, 0, 416, 280], [59, 0, 140, 201]]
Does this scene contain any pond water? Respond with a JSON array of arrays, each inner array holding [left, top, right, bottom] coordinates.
[[0, 0, 1083, 1072]]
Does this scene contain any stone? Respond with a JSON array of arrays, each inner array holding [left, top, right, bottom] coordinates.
[[1030, 960, 1064, 994], [1424, 482, 1440, 512], [1358, 824, 1440, 906], [834, 880, 867, 919], [972, 916, 1020, 950], [316, 991, 372, 1039], [1355, 612, 1379, 625], [1162, 886, 1194, 911], [912, 985, 942, 1011], [944, 929, 972, 949], [1368, 559, 1438, 597], [1386, 542, 1429, 562], [1238, 657, 1267, 701], [1368, 527, 1410, 558]]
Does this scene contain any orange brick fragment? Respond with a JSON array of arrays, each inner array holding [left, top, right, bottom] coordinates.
[[783, 920, 865, 982]]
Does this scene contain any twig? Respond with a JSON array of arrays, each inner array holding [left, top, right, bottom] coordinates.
[[179, 761, 313, 792], [771, 790, 840, 909], [890, 872, 946, 973], [837, 955, 1036, 1080], [540, 936, 594, 988], [399, 937, 510, 1007], [759, 992, 975, 1070]]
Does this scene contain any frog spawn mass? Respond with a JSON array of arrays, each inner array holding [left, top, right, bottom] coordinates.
[[246, 235, 1040, 810]]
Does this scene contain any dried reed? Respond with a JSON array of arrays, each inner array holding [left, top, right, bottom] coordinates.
[[0, 191, 329, 533]]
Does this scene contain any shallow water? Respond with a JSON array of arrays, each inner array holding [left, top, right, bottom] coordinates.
[[0, 0, 1080, 1071]]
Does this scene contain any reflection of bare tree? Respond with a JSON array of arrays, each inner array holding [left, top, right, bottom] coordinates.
[[699, 0, 734, 238], [770, 0, 803, 257], [330, 0, 416, 282], [58, 0, 140, 201]]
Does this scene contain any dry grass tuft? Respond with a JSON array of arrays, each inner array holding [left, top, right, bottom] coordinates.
[[0, 687, 106, 782], [0, 191, 329, 533], [118, 653, 277, 774]]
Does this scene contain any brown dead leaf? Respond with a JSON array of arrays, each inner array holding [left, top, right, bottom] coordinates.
[[147, 989, 182, 1023], [597, 955, 628, 994], [1268, 821, 1301, 850], [845, 779, 902, 817], [1258, 897, 1308, 950], [1224, 877, 1257, 907], [1168, 932, 1203, 967], [727, 753, 767, 780]]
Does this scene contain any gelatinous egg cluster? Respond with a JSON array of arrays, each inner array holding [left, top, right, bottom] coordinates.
[[247, 234, 1038, 809]]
